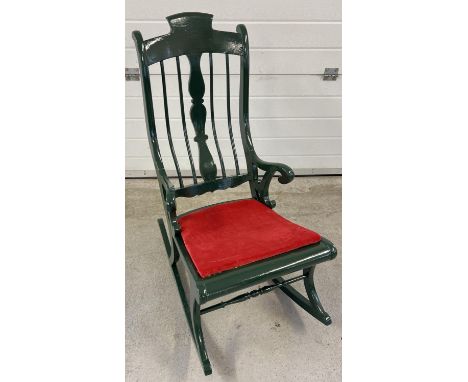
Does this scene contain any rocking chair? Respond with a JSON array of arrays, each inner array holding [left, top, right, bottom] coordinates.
[[132, 12, 337, 376]]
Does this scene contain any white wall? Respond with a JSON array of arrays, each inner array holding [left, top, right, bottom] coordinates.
[[125, 0, 342, 177]]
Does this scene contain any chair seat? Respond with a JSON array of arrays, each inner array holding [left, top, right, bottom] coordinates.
[[178, 199, 321, 278]]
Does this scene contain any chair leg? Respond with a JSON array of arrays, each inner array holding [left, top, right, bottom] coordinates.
[[190, 296, 213, 376], [272, 265, 332, 326], [303, 266, 332, 325], [158, 219, 212, 375]]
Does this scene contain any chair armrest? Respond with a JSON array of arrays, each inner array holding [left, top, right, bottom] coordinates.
[[254, 154, 295, 184], [252, 153, 295, 208]]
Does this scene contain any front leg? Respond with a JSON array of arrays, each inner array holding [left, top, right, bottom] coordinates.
[[272, 265, 332, 326], [303, 266, 332, 325], [190, 294, 212, 375]]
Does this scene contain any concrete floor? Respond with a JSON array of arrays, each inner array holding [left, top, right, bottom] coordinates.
[[126, 177, 341, 381]]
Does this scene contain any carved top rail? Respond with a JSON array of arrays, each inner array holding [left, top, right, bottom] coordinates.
[[142, 13, 244, 65]]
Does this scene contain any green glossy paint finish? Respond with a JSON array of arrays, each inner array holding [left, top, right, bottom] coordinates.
[[133, 12, 337, 376]]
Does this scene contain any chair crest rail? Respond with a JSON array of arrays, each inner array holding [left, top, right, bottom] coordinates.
[[142, 13, 244, 65]]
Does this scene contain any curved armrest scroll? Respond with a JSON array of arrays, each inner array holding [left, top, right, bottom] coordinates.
[[254, 154, 295, 185], [252, 153, 295, 208]]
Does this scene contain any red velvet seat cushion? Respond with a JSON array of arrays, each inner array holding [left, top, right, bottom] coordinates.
[[178, 199, 321, 278]]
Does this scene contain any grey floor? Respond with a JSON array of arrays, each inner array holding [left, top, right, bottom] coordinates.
[[126, 176, 341, 381]]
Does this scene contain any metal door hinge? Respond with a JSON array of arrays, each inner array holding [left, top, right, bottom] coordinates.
[[323, 68, 339, 81], [125, 68, 140, 81]]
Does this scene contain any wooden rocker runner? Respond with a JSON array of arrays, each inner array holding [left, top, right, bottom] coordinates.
[[132, 12, 338, 376]]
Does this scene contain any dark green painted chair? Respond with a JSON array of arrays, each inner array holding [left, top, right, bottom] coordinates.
[[132, 12, 337, 376]]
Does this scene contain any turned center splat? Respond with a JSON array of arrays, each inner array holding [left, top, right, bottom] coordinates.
[[187, 53, 217, 182]]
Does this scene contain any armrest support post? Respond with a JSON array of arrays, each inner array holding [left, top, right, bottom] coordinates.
[[252, 153, 295, 208], [156, 167, 181, 234]]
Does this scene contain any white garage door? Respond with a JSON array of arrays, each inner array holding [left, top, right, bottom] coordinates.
[[125, 0, 342, 177]]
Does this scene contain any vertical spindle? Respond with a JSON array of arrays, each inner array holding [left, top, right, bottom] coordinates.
[[225, 54, 240, 175], [160, 60, 184, 187], [209, 53, 226, 178], [176, 56, 198, 184]]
